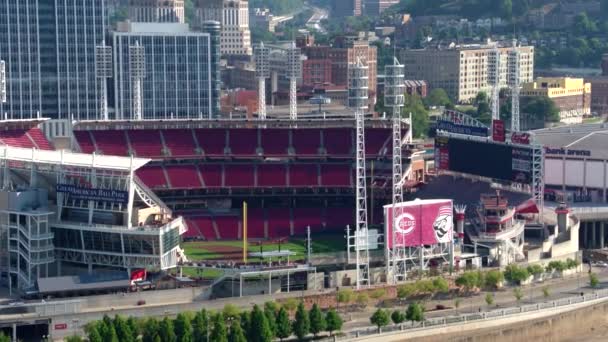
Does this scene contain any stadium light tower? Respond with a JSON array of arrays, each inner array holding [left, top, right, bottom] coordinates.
[[286, 42, 301, 120], [95, 41, 113, 121], [254, 42, 270, 120], [488, 47, 501, 121], [0, 60, 6, 107], [129, 41, 146, 121], [349, 58, 370, 289], [508, 41, 521, 132], [384, 57, 407, 283]]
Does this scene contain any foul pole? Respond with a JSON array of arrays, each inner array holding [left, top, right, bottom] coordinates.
[[243, 201, 248, 263]]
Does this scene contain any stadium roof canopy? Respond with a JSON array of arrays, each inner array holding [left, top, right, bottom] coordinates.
[[0, 146, 150, 171], [533, 123, 608, 159]]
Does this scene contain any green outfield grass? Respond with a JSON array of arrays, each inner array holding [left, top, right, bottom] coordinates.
[[182, 233, 346, 262], [170, 267, 224, 279]]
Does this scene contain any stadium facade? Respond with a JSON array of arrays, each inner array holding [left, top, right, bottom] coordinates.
[[0, 120, 186, 292]]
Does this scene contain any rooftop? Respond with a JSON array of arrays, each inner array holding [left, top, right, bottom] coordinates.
[[533, 123, 608, 159]]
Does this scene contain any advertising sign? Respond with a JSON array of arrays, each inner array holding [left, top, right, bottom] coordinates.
[[54, 323, 68, 330], [384, 199, 453, 248], [435, 120, 489, 137], [355, 229, 379, 250], [56, 184, 129, 204], [511, 147, 532, 184], [492, 119, 505, 142], [130, 269, 147, 285], [511, 132, 531, 145], [434, 136, 450, 170]]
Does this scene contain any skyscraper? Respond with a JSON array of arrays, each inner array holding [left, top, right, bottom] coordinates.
[[0, 0, 106, 119], [113, 22, 221, 119], [129, 0, 185, 23], [196, 0, 252, 56]]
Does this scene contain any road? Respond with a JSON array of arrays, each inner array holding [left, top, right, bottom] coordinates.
[[306, 6, 328, 34]]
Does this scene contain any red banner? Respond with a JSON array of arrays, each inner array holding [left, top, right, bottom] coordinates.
[[385, 199, 453, 248], [492, 119, 505, 142], [55, 323, 67, 330], [511, 132, 531, 145], [130, 269, 147, 284]]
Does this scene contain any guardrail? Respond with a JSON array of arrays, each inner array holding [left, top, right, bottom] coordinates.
[[320, 288, 608, 341]]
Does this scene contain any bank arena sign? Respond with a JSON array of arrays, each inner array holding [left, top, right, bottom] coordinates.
[[545, 147, 592, 157], [56, 184, 129, 204]]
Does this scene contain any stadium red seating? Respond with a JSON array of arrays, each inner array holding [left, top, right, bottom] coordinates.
[[257, 164, 287, 187], [228, 128, 258, 156], [260, 129, 289, 156], [214, 216, 240, 239], [224, 164, 254, 187], [74, 131, 96, 154], [195, 129, 226, 156], [324, 128, 351, 156], [128, 130, 163, 157], [267, 208, 291, 238], [183, 219, 203, 239], [191, 217, 217, 240], [165, 165, 202, 189], [163, 129, 197, 157], [289, 164, 318, 187], [320, 164, 351, 187], [136, 166, 168, 189], [27, 128, 53, 150], [92, 130, 129, 156], [325, 207, 353, 229], [245, 209, 266, 238], [293, 208, 324, 235], [365, 128, 391, 156], [199, 164, 222, 187], [292, 129, 321, 156], [0, 129, 35, 149]]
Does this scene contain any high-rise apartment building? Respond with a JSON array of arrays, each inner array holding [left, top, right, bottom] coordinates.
[[196, 0, 252, 56], [332, 0, 362, 17], [365, 0, 399, 16], [113, 22, 221, 119], [400, 43, 534, 103], [0, 0, 106, 119], [129, 0, 185, 23]]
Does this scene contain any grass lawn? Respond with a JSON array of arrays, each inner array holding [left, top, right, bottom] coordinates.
[[169, 267, 225, 279], [182, 233, 346, 262]]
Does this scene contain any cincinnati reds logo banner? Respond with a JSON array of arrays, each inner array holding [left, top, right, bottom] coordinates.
[[384, 199, 453, 248]]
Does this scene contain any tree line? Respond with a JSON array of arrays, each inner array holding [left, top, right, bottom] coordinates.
[[63, 301, 343, 342]]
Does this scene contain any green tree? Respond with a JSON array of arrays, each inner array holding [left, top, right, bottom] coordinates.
[[391, 310, 406, 324], [127, 317, 140, 340], [484, 270, 505, 290], [293, 302, 310, 341], [405, 303, 424, 322], [504, 264, 530, 284], [210, 313, 228, 342], [523, 97, 560, 122], [456, 271, 481, 293], [65, 336, 84, 342], [114, 315, 135, 342], [0, 333, 9, 342], [282, 298, 298, 313], [192, 310, 209, 342], [566, 258, 580, 270], [432, 277, 449, 294], [325, 309, 343, 336], [356, 293, 369, 309], [228, 322, 247, 342], [397, 284, 417, 301], [527, 264, 545, 278], [403, 94, 430, 138], [542, 286, 550, 299], [250, 305, 273, 342], [590, 273, 600, 288], [513, 287, 524, 304], [500, 0, 513, 19], [175, 313, 193, 342], [263, 304, 277, 338], [309, 303, 326, 337], [370, 309, 390, 332], [159, 317, 177, 342], [370, 288, 386, 300], [239, 311, 250, 336], [337, 289, 354, 310], [485, 293, 494, 306], [424, 88, 452, 108], [275, 307, 292, 341], [223, 304, 241, 322], [87, 324, 103, 342], [142, 318, 160, 342]]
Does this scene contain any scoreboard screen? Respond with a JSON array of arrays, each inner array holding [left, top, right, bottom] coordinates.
[[435, 136, 533, 184]]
